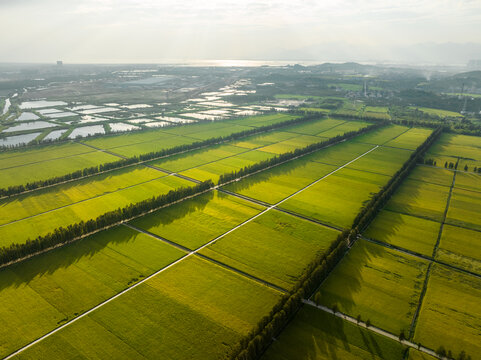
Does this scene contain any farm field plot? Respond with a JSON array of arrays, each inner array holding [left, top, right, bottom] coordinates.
[[414, 264, 481, 358], [316, 120, 370, 138], [229, 113, 298, 127], [437, 225, 481, 274], [186, 124, 254, 141], [455, 171, 481, 192], [303, 140, 374, 166], [279, 168, 389, 228], [347, 146, 412, 176], [351, 124, 409, 145], [258, 134, 326, 154], [14, 256, 282, 360], [130, 192, 264, 250], [364, 210, 440, 256], [223, 158, 336, 205], [0, 149, 119, 189], [281, 117, 346, 136], [262, 306, 406, 360], [0, 226, 184, 358], [100, 134, 197, 158], [427, 133, 481, 165], [384, 179, 451, 222], [179, 150, 277, 182], [229, 130, 297, 149], [0, 175, 191, 247], [314, 240, 429, 335], [0, 142, 93, 169], [148, 144, 249, 173], [383, 128, 432, 150], [199, 210, 340, 290], [82, 127, 188, 150], [0, 165, 165, 225], [407, 349, 438, 360], [446, 187, 481, 231], [409, 166, 454, 187]]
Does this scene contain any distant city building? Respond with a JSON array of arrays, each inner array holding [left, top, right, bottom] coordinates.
[[57, 60, 63, 66]]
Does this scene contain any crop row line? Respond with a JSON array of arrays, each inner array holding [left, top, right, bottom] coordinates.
[[407, 162, 459, 342], [2, 137, 381, 359], [124, 223, 288, 294], [0, 114, 321, 198]]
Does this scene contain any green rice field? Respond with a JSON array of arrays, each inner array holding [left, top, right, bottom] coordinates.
[[314, 240, 429, 335], [384, 179, 450, 222], [437, 224, 481, 274], [223, 158, 336, 204], [0, 165, 166, 226], [383, 128, 432, 150], [199, 210, 340, 289], [0, 226, 184, 358], [414, 264, 481, 358], [281, 117, 345, 135], [446, 187, 481, 231], [351, 124, 409, 145], [0, 175, 192, 247], [364, 210, 440, 256], [13, 256, 283, 360], [280, 168, 388, 228], [347, 146, 412, 176], [0, 143, 119, 189], [262, 306, 406, 360], [130, 192, 264, 250]]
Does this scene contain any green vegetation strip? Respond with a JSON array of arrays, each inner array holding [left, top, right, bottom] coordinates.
[[0, 180, 213, 267], [228, 128, 443, 359], [0, 113, 312, 197]]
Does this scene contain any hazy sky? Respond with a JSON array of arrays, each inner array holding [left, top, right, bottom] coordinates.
[[1, 0, 481, 64]]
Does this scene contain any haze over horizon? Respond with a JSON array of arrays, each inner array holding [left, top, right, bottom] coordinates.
[[1, 0, 481, 65]]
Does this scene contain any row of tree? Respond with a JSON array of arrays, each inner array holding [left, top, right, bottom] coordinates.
[[0, 114, 323, 198], [228, 231, 352, 360], [0, 180, 213, 266], [218, 122, 387, 185], [351, 127, 443, 233], [227, 126, 443, 360]]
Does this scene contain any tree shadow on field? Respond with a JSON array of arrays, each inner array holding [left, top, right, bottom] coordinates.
[[0, 191, 214, 293], [221, 155, 320, 201], [311, 169, 443, 336], [129, 190, 214, 229], [313, 239, 385, 316], [0, 164, 156, 217], [277, 305, 396, 360]]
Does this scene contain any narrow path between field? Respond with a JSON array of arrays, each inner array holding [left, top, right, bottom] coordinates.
[[359, 234, 481, 280], [2, 144, 379, 360], [125, 223, 288, 294], [0, 137, 289, 227], [302, 299, 444, 360], [0, 149, 95, 171], [0, 119, 307, 199], [408, 165, 457, 341]]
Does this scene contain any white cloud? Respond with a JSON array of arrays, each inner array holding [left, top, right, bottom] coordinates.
[[0, 0, 480, 63]]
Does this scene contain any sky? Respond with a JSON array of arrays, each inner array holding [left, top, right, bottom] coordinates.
[[1, 0, 481, 64]]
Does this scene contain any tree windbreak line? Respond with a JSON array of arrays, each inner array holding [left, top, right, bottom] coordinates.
[[218, 121, 387, 185], [227, 126, 443, 360], [0, 114, 323, 198], [0, 119, 384, 268], [0, 180, 214, 267]]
